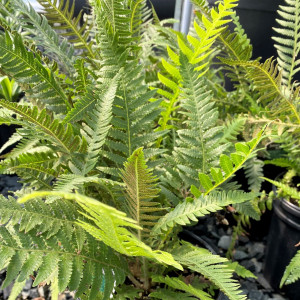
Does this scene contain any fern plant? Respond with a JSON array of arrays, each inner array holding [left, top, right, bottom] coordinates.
[[197, 0, 300, 289], [0, 0, 266, 299]]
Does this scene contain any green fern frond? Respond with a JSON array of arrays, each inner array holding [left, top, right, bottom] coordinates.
[[0, 151, 59, 189], [0, 32, 71, 112], [149, 289, 196, 300], [262, 177, 300, 205], [156, 0, 238, 134], [9, 0, 75, 74], [151, 275, 213, 300], [103, 64, 164, 169], [198, 130, 265, 194], [220, 118, 246, 144], [19, 191, 182, 270], [0, 225, 127, 299], [185, 0, 238, 69], [220, 58, 300, 124], [233, 201, 261, 221], [244, 156, 264, 192], [120, 148, 162, 240], [173, 243, 246, 300], [83, 81, 117, 171], [273, 0, 300, 86], [264, 157, 298, 169], [38, 0, 96, 59], [168, 55, 227, 187], [0, 100, 82, 154], [280, 250, 300, 287], [153, 190, 257, 234]]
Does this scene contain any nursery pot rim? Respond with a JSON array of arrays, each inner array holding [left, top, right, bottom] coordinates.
[[273, 198, 300, 230]]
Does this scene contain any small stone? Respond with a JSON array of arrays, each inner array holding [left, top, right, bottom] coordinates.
[[248, 242, 265, 259], [5, 176, 19, 187], [29, 288, 40, 299], [226, 227, 233, 235], [233, 250, 249, 261], [239, 235, 250, 244], [218, 235, 232, 250], [251, 258, 263, 274], [22, 279, 33, 299], [249, 290, 264, 300], [218, 228, 226, 236], [3, 282, 14, 299], [241, 281, 258, 292]]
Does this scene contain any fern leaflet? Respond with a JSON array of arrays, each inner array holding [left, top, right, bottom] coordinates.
[[280, 250, 300, 287]]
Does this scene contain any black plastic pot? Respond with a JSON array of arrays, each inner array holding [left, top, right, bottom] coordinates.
[[263, 199, 300, 300]]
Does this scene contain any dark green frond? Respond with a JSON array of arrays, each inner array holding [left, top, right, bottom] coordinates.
[[0, 100, 82, 155], [244, 156, 264, 192], [220, 58, 300, 124], [151, 275, 213, 300], [0, 32, 71, 113], [173, 243, 246, 300], [38, 0, 96, 59], [153, 190, 257, 234], [273, 0, 300, 86], [280, 250, 300, 287], [0, 151, 59, 189], [9, 0, 75, 75]]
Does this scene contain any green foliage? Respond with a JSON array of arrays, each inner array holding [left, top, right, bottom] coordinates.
[[154, 190, 257, 234], [19, 190, 182, 270], [0, 32, 70, 112], [198, 131, 264, 194], [0, 195, 127, 299], [262, 177, 300, 206], [120, 148, 162, 240], [0, 77, 21, 102], [173, 243, 247, 300], [38, 0, 96, 59], [280, 250, 300, 287], [151, 275, 213, 300], [273, 0, 300, 87]]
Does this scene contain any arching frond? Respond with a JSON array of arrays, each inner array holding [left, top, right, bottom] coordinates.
[[198, 131, 264, 195], [8, 0, 75, 75], [273, 0, 300, 86], [281, 250, 300, 287], [0, 100, 82, 155], [173, 243, 246, 300], [153, 190, 257, 234], [151, 275, 213, 300], [38, 0, 97, 59], [19, 191, 182, 270], [220, 58, 300, 124], [0, 194, 129, 300], [0, 32, 71, 112]]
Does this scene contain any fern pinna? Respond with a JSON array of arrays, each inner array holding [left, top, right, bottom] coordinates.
[[0, 0, 265, 299]]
